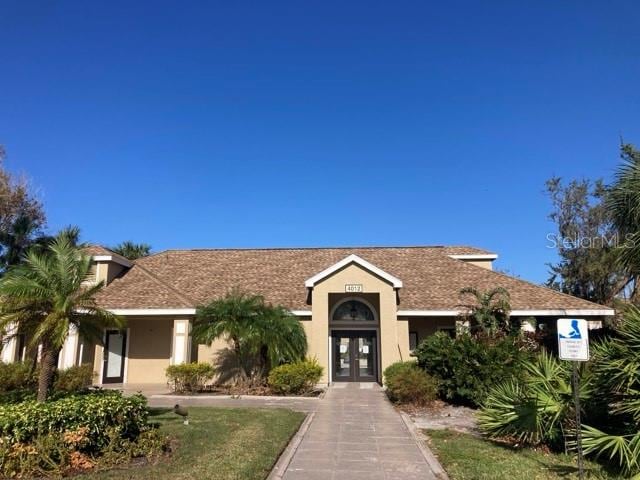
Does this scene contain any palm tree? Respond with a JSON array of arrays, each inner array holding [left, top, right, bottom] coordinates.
[[111, 241, 151, 260], [250, 305, 308, 378], [193, 290, 307, 385], [0, 233, 124, 401], [607, 144, 640, 300], [0, 214, 42, 272], [458, 286, 511, 336]]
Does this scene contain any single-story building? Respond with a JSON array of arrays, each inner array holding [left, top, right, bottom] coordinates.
[[0, 245, 615, 385]]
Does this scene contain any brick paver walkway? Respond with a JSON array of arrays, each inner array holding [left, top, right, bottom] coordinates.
[[282, 383, 438, 480]]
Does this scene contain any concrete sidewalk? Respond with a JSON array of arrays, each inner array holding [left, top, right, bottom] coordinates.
[[278, 383, 443, 480]]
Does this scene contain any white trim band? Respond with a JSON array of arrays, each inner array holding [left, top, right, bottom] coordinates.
[[448, 254, 498, 261], [108, 308, 196, 316], [108, 308, 314, 316], [397, 308, 614, 317], [304, 254, 403, 288], [92, 255, 133, 268]]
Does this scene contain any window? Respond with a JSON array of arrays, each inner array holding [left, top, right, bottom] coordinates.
[[332, 300, 375, 322], [409, 331, 418, 351], [437, 327, 456, 338]]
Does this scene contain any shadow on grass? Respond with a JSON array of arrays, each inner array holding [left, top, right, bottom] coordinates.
[[481, 436, 620, 479], [148, 407, 174, 416]]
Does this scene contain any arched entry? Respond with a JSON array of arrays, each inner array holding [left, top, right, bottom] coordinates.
[[330, 298, 378, 382]]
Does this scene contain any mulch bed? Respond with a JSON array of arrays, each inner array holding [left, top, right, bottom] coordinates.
[[165, 384, 323, 397]]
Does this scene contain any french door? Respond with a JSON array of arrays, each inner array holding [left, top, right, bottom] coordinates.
[[332, 330, 377, 382], [102, 330, 126, 384]]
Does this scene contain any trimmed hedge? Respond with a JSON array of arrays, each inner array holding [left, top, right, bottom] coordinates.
[[0, 391, 149, 451], [268, 359, 323, 395], [53, 364, 95, 393], [0, 362, 36, 392], [166, 362, 216, 393], [383, 361, 438, 405]]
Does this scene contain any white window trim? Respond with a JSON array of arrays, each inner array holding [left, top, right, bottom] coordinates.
[[304, 254, 403, 288]]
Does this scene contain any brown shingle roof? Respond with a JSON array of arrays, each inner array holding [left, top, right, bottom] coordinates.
[[94, 246, 610, 313]]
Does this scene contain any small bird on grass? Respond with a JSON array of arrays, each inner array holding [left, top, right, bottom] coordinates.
[[173, 404, 189, 425]]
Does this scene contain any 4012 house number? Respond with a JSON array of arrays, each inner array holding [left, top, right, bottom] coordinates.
[[345, 284, 363, 293]]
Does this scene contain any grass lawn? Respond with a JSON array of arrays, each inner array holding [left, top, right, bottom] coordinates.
[[425, 429, 621, 480], [88, 407, 305, 480]]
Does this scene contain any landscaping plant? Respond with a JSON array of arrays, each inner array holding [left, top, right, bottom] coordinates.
[[193, 290, 307, 386], [580, 305, 640, 476], [477, 350, 591, 449], [268, 358, 323, 395], [53, 364, 95, 393], [0, 361, 36, 392], [383, 361, 438, 405], [458, 286, 513, 336], [0, 390, 165, 477], [166, 362, 216, 393], [0, 231, 124, 401], [414, 331, 531, 407], [477, 305, 640, 476]]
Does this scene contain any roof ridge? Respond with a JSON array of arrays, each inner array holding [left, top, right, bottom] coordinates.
[[447, 257, 611, 310], [140, 245, 493, 255], [133, 263, 196, 306]]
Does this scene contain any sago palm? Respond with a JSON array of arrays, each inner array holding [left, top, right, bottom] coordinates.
[[0, 234, 123, 401]]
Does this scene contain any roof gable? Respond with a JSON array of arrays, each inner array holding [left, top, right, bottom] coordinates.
[[304, 254, 403, 288]]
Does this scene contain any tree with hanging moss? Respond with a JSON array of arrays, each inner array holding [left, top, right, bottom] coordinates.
[[0, 146, 46, 273]]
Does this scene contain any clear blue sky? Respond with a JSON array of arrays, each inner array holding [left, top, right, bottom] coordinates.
[[1, 1, 639, 284]]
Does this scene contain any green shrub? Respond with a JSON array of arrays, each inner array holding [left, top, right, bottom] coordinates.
[[0, 408, 165, 478], [383, 361, 438, 405], [0, 362, 36, 392], [0, 390, 149, 450], [414, 332, 531, 407], [268, 359, 323, 395], [166, 362, 216, 393], [53, 364, 95, 393]]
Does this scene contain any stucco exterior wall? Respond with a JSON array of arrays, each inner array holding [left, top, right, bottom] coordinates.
[[95, 262, 127, 285], [406, 317, 456, 347], [125, 317, 173, 384], [461, 260, 493, 270]]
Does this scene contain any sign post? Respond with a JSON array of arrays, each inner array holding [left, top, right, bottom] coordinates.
[[557, 318, 589, 480]]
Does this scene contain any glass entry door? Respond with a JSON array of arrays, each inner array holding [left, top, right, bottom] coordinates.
[[332, 331, 377, 382], [102, 330, 126, 384]]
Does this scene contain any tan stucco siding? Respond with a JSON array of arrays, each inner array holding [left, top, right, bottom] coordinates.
[[407, 317, 456, 347], [95, 262, 126, 285], [126, 317, 173, 383], [460, 260, 493, 270]]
